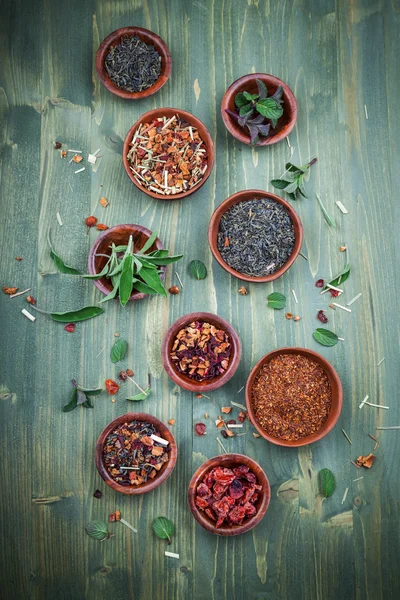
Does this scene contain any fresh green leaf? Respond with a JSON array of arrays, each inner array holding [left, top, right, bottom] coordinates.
[[235, 92, 250, 108], [140, 266, 167, 297], [256, 98, 284, 124], [76, 390, 87, 405], [98, 278, 121, 303], [152, 516, 174, 543], [243, 91, 258, 101], [256, 78, 267, 98], [146, 249, 169, 258], [82, 399, 94, 408], [143, 254, 183, 266], [267, 292, 286, 310], [62, 388, 78, 412], [325, 264, 350, 290], [239, 104, 253, 117], [316, 194, 336, 228], [50, 306, 104, 323], [132, 281, 161, 295], [82, 260, 111, 280], [282, 180, 299, 194], [78, 387, 102, 396], [50, 249, 81, 275], [138, 231, 158, 255], [85, 521, 111, 541], [287, 192, 297, 201], [271, 179, 291, 190], [189, 260, 207, 280], [298, 177, 308, 198], [312, 328, 339, 347], [111, 338, 128, 363], [127, 387, 151, 401], [119, 255, 134, 307], [318, 468, 335, 498]]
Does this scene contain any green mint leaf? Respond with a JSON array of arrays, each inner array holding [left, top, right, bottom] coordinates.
[[50, 249, 81, 275], [312, 328, 339, 347], [256, 98, 284, 123], [235, 92, 249, 108], [325, 264, 350, 290], [239, 104, 253, 117], [287, 192, 297, 201], [256, 79, 267, 99], [282, 180, 299, 194], [111, 339, 128, 363], [243, 91, 258, 101], [316, 194, 336, 228], [50, 306, 104, 323], [76, 390, 88, 405], [318, 468, 335, 498], [127, 387, 151, 401], [189, 260, 207, 280], [298, 177, 308, 198], [82, 398, 94, 408], [267, 292, 286, 310], [271, 179, 291, 190], [62, 388, 78, 412], [85, 521, 110, 541], [152, 517, 174, 543]]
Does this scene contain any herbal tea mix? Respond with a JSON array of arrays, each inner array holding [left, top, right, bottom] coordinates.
[[105, 35, 161, 92]]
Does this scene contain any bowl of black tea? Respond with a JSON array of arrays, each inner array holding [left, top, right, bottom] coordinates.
[[96, 27, 172, 99], [208, 190, 303, 282]]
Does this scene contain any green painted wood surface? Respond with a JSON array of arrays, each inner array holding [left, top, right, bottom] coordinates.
[[0, 1, 399, 598]]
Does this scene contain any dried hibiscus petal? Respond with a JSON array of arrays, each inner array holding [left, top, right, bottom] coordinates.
[[197, 483, 212, 498], [105, 379, 120, 395], [195, 423, 206, 436], [213, 467, 235, 485], [195, 496, 209, 510], [233, 465, 249, 477], [64, 323, 76, 333], [242, 502, 257, 517], [330, 289, 340, 297], [205, 508, 217, 521], [229, 479, 244, 499], [203, 471, 214, 488], [315, 279, 324, 288], [228, 505, 246, 524], [317, 310, 328, 323], [213, 483, 228, 500], [243, 472, 257, 484]]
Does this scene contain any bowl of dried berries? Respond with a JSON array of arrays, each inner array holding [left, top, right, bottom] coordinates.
[[161, 312, 242, 392], [123, 108, 215, 200], [95, 413, 177, 495], [246, 347, 343, 447], [221, 73, 297, 146], [96, 27, 172, 99], [208, 189, 303, 282], [188, 454, 270, 536]]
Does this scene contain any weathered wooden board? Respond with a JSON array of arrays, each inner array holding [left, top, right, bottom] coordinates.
[[0, 0, 399, 599]]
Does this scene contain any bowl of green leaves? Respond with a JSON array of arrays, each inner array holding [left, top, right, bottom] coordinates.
[[221, 73, 297, 146], [86, 224, 182, 305]]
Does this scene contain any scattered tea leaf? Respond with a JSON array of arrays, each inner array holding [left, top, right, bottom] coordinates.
[[111, 338, 128, 363], [85, 521, 111, 541], [318, 468, 335, 498], [267, 292, 286, 310], [127, 387, 151, 401], [312, 328, 339, 347], [189, 260, 207, 280], [50, 306, 104, 323], [152, 516, 174, 543]]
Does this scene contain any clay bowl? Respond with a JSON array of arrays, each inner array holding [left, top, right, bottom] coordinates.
[[123, 107, 215, 201], [96, 27, 172, 99], [188, 453, 271, 536], [95, 412, 177, 495], [221, 73, 297, 146], [161, 312, 242, 392], [245, 347, 343, 448], [88, 224, 165, 301], [208, 189, 303, 283]]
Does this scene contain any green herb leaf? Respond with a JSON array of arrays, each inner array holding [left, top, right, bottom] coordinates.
[[189, 260, 207, 280], [282, 180, 299, 194], [271, 179, 291, 190], [325, 264, 350, 290], [119, 255, 134, 307], [256, 79, 267, 98], [318, 468, 335, 498], [133, 281, 162, 295], [79, 388, 102, 396], [62, 388, 78, 412], [111, 338, 128, 363], [138, 231, 158, 255], [127, 387, 151, 401], [267, 292, 286, 310], [50, 249, 81, 275], [312, 328, 339, 347], [76, 390, 88, 405], [82, 398, 94, 408], [152, 517, 174, 543], [85, 521, 110, 541], [316, 194, 336, 228], [98, 280, 120, 303], [235, 92, 250, 108], [50, 306, 104, 323], [143, 254, 183, 266], [239, 104, 253, 117], [139, 266, 167, 297], [82, 260, 111, 279], [256, 98, 284, 124]]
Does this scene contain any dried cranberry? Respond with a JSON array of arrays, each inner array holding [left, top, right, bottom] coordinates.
[[197, 483, 212, 498], [315, 279, 324, 288], [212, 497, 234, 517], [242, 502, 257, 517], [229, 479, 244, 499], [243, 472, 257, 484], [118, 370, 128, 381], [195, 496, 209, 510], [226, 419, 236, 426], [195, 423, 206, 436], [330, 289, 340, 297], [241, 486, 256, 504], [64, 323, 75, 333], [317, 310, 328, 323], [220, 430, 228, 439], [54, 141, 62, 149], [93, 489, 102, 499]]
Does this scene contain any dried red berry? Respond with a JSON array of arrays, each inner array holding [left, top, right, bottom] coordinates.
[[238, 411, 247, 423], [220, 430, 228, 439], [315, 279, 324, 288], [195, 496, 209, 509], [26, 295, 36, 305], [54, 141, 62, 149], [195, 423, 206, 436], [329, 289, 340, 297], [213, 467, 235, 485], [105, 379, 120, 395], [64, 323, 76, 333], [85, 216, 98, 227], [93, 489, 102, 499], [226, 419, 236, 426], [213, 483, 228, 500], [317, 310, 328, 324], [96, 223, 109, 231], [118, 370, 128, 381], [125, 369, 134, 377], [229, 479, 244, 499], [109, 512, 116, 522]]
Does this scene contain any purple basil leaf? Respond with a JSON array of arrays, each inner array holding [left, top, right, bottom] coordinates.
[[257, 124, 270, 136], [272, 85, 283, 102], [71, 379, 78, 388], [247, 124, 260, 145], [77, 390, 88, 405], [225, 109, 239, 122], [256, 79, 267, 99], [247, 114, 265, 125]]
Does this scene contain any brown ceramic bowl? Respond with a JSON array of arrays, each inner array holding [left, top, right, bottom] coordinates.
[[245, 347, 343, 447], [161, 312, 242, 392], [123, 108, 215, 201], [87, 224, 165, 301], [188, 453, 271, 536], [208, 189, 303, 283], [95, 413, 177, 495], [221, 73, 297, 145], [96, 27, 172, 99]]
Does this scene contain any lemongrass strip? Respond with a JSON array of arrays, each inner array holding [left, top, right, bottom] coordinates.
[[165, 551, 179, 559], [22, 309, 36, 322], [68, 149, 82, 153], [93, 148, 101, 156], [10, 288, 31, 299], [120, 466, 140, 470], [359, 395, 369, 409], [236, 433, 247, 436], [327, 284, 344, 293], [338, 337, 345, 341], [216, 437, 228, 454], [377, 357, 385, 366], [353, 476, 364, 482], [336, 201, 349, 214], [231, 401, 247, 411], [164, 170, 168, 188], [341, 487, 349, 504], [364, 401, 389, 410], [120, 518, 138, 534], [286, 136, 291, 148], [161, 115, 176, 130], [332, 302, 351, 313], [149, 186, 165, 195], [292, 289, 298, 304], [347, 293, 362, 306], [150, 434, 169, 446], [376, 426, 400, 430], [56, 212, 63, 226], [341, 429, 352, 444], [364, 104, 369, 120], [175, 272, 184, 289], [74, 167, 85, 174], [227, 424, 243, 428], [189, 126, 194, 140], [237, 386, 244, 394], [126, 376, 147, 395]]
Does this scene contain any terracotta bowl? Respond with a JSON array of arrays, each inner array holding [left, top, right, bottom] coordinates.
[[87, 224, 165, 301], [123, 107, 215, 201], [95, 412, 177, 495], [208, 189, 303, 283], [245, 347, 343, 448], [221, 73, 297, 146], [96, 27, 172, 99], [188, 453, 271, 536], [161, 312, 242, 392]]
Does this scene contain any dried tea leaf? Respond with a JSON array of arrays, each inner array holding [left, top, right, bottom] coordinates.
[[110, 338, 128, 363], [189, 260, 207, 280], [312, 328, 338, 347], [267, 292, 286, 310], [318, 468, 335, 498], [152, 517, 174, 543]]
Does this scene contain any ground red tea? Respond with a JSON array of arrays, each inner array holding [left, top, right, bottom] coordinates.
[[103, 421, 169, 486], [195, 464, 261, 528], [251, 354, 332, 441], [170, 321, 231, 381]]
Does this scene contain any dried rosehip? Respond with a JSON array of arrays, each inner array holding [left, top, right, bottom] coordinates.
[[125, 369, 134, 377], [105, 379, 120, 395], [205, 508, 217, 521], [2, 287, 18, 295], [195, 423, 206, 436], [93, 489, 102, 499], [213, 483, 228, 500], [329, 289, 340, 297], [64, 323, 76, 333], [85, 216, 98, 227], [317, 310, 328, 324], [96, 223, 109, 231], [26, 295, 36, 305], [54, 141, 62, 149], [168, 286, 180, 295], [315, 279, 324, 288]]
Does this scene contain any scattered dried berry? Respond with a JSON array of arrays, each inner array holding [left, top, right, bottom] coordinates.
[[285, 312, 293, 320], [317, 310, 328, 324], [168, 286, 180, 295], [125, 369, 134, 377], [115, 510, 121, 521], [2, 287, 18, 295], [26, 295, 36, 305], [226, 419, 236, 426], [54, 141, 62, 150], [195, 423, 207, 436], [221, 407, 232, 414], [61, 150, 67, 158], [105, 379, 120, 395], [315, 279, 324, 288], [99, 197, 109, 207], [293, 316, 301, 322], [238, 286, 248, 295], [195, 393, 203, 399], [85, 216, 98, 228], [96, 223, 109, 231], [93, 489, 102, 499], [15, 256, 23, 261], [72, 155, 83, 163], [118, 370, 128, 381], [109, 512, 116, 522], [221, 430, 228, 439], [238, 411, 247, 423], [329, 289, 340, 297], [168, 419, 176, 425], [64, 323, 76, 333]]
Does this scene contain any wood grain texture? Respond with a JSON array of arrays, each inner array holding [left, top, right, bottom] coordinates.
[[0, 0, 399, 599]]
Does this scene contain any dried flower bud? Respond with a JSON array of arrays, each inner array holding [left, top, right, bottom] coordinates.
[[224, 237, 230, 247], [285, 312, 293, 320], [96, 223, 109, 231], [125, 369, 134, 377], [2, 287, 18, 295], [168, 286, 180, 295], [293, 316, 301, 322], [85, 216, 98, 227], [54, 141, 62, 150], [26, 295, 36, 305], [238, 286, 248, 295], [115, 510, 121, 522], [61, 150, 67, 158]]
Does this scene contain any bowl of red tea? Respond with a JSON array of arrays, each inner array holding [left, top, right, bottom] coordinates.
[[161, 312, 242, 392], [96, 27, 172, 99], [246, 348, 343, 447], [95, 413, 177, 495], [188, 454, 271, 536], [208, 189, 303, 282], [123, 108, 215, 200]]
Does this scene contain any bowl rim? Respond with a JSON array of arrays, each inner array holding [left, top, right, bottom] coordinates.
[[95, 26, 172, 99], [221, 72, 298, 146], [161, 312, 242, 392], [95, 412, 177, 495], [208, 189, 303, 282], [87, 223, 165, 301], [187, 453, 271, 536], [122, 107, 215, 200], [245, 347, 343, 447]]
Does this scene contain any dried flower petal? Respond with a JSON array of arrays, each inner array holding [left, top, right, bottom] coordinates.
[[285, 312, 293, 320], [85, 216, 98, 227], [317, 310, 328, 324], [26, 295, 36, 305], [330, 289, 340, 297], [105, 379, 120, 395], [293, 316, 301, 322], [15, 256, 23, 261], [195, 423, 206, 436], [72, 155, 83, 163], [93, 489, 102, 499], [64, 323, 76, 333], [118, 370, 128, 381], [2, 287, 18, 295], [221, 407, 232, 414], [195, 393, 203, 399], [168, 419, 176, 425], [356, 453, 376, 469], [125, 369, 134, 377], [96, 223, 109, 231], [253, 433, 260, 438], [238, 410, 247, 423], [315, 279, 324, 288], [54, 141, 62, 150]]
